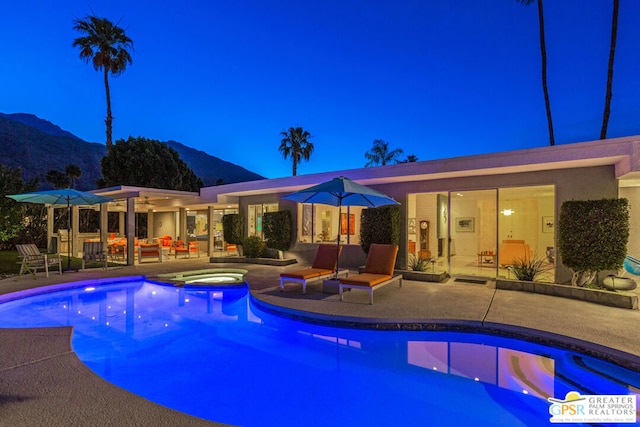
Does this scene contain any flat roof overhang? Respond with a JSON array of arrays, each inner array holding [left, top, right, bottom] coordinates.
[[92, 136, 640, 210], [200, 136, 640, 202]]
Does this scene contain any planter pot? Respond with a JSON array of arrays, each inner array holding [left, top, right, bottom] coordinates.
[[209, 256, 297, 266], [263, 248, 285, 260], [360, 267, 448, 283], [602, 276, 637, 291], [496, 278, 638, 310]]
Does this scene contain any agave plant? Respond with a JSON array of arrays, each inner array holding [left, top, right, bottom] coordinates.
[[510, 253, 552, 282], [408, 253, 430, 272]]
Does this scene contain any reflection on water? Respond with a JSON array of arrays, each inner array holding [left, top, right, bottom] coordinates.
[[408, 341, 555, 399], [0, 280, 637, 427]]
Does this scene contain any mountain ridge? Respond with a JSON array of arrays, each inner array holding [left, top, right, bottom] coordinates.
[[0, 113, 264, 190]]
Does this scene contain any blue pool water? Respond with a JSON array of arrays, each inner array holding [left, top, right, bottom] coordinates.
[[0, 279, 638, 426]]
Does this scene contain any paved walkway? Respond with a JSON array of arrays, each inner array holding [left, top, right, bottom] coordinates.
[[1, 258, 639, 426]]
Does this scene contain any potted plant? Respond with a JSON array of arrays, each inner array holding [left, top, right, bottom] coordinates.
[[408, 253, 430, 272], [510, 253, 552, 282]]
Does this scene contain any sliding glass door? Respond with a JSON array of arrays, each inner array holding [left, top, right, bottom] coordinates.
[[449, 189, 497, 278]]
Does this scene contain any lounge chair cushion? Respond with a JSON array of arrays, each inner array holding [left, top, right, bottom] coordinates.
[[340, 273, 393, 287], [279, 245, 345, 294], [280, 267, 333, 280], [311, 245, 341, 270], [363, 244, 398, 275]]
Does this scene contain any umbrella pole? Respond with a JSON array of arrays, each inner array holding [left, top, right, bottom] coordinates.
[[67, 200, 72, 270], [335, 203, 341, 279]]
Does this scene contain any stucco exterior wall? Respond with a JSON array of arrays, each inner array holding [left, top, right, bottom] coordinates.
[[235, 165, 619, 282], [370, 165, 618, 282]]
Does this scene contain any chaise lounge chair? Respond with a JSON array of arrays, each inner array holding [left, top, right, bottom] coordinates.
[[279, 245, 348, 294], [82, 241, 108, 270], [16, 243, 62, 278], [339, 243, 402, 304]]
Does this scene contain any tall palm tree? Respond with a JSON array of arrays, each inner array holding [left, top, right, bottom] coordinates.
[[519, 0, 554, 146], [600, 0, 620, 139], [73, 15, 133, 150], [398, 154, 419, 163], [65, 164, 82, 189], [46, 170, 69, 189], [364, 139, 403, 167], [279, 127, 314, 176]]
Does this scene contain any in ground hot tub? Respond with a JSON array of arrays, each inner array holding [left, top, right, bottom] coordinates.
[[153, 268, 248, 286]]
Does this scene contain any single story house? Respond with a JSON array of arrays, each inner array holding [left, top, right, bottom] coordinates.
[[68, 135, 640, 284]]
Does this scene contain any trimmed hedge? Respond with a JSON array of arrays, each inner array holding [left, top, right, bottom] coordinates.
[[222, 213, 244, 245], [558, 198, 629, 286], [359, 205, 401, 254], [242, 235, 266, 258], [263, 210, 292, 251]]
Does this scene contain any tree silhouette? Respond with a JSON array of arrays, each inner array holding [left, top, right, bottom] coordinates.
[[364, 139, 403, 167], [99, 136, 203, 191], [65, 164, 82, 189], [279, 127, 314, 176], [73, 15, 133, 149], [600, 0, 619, 139], [46, 170, 69, 189], [518, 0, 554, 145]]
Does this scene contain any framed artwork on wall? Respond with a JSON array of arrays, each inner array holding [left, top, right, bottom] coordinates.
[[302, 205, 312, 236], [455, 217, 474, 232], [408, 218, 416, 234], [542, 216, 554, 233], [341, 213, 355, 235]]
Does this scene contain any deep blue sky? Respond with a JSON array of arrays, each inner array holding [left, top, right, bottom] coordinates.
[[2, 1, 640, 179]]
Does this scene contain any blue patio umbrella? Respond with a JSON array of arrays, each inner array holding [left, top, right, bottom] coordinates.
[[281, 176, 399, 277], [8, 189, 113, 270]]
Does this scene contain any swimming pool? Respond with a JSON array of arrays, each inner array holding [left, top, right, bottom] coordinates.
[[0, 279, 637, 426]]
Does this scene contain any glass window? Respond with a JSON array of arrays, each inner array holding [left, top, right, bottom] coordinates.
[[298, 203, 362, 245], [248, 203, 278, 237], [214, 208, 238, 252], [186, 211, 208, 239]]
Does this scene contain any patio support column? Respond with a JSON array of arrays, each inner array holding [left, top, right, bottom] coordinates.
[[147, 211, 155, 241], [72, 205, 80, 258], [47, 205, 54, 252], [179, 208, 187, 241], [207, 206, 214, 257], [126, 198, 135, 265], [118, 212, 125, 237], [100, 204, 108, 253]]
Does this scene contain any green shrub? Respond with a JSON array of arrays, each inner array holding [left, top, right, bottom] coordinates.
[[360, 205, 401, 254], [222, 214, 243, 245], [408, 253, 430, 272], [242, 236, 266, 258], [263, 211, 292, 251], [558, 198, 629, 286], [511, 253, 551, 282]]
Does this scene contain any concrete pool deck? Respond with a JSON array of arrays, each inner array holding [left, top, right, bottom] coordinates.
[[1, 258, 639, 425]]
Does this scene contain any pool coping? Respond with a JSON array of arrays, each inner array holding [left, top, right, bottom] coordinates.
[[250, 293, 640, 373], [2, 275, 638, 374]]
